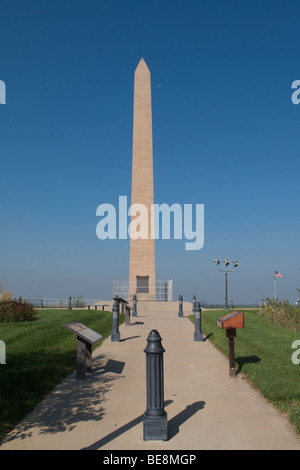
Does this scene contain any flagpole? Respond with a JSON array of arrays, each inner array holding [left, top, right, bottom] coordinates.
[[274, 268, 277, 300]]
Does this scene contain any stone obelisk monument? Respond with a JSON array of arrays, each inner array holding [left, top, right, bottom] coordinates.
[[129, 58, 156, 300]]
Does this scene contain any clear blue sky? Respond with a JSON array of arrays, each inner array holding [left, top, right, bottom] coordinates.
[[0, 0, 299, 304]]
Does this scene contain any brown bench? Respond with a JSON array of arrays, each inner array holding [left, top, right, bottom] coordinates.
[[87, 304, 109, 311]]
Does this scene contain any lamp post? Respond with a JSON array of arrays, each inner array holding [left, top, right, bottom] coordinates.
[[214, 259, 238, 310]]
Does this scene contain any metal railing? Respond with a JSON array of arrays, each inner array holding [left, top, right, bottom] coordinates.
[[113, 280, 173, 301], [23, 298, 104, 308]]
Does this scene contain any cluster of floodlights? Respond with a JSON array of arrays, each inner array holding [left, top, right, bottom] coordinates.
[[214, 259, 238, 269], [214, 259, 238, 310]]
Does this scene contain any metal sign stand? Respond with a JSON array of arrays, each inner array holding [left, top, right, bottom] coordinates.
[[64, 322, 103, 379]]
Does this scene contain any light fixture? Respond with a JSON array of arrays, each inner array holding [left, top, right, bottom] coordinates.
[[214, 258, 239, 310]]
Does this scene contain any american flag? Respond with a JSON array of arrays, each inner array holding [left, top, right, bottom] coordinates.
[[274, 270, 283, 278]]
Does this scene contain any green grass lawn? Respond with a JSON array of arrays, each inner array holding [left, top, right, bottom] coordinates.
[[189, 309, 300, 434], [0, 308, 124, 442]]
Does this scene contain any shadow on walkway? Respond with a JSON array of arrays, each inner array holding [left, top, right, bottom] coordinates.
[[83, 400, 205, 449], [1, 353, 122, 443], [168, 401, 205, 439], [120, 336, 141, 343], [102, 359, 125, 375]]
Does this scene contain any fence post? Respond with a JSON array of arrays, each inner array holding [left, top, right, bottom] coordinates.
[[143, 330, 168, 441], [111, 300, 120, 342], [194, 302, 203, 342]]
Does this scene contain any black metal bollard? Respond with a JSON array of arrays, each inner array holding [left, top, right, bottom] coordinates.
[[192, 295, 196, 313], [143, 330, 168, 441], [111, 300, 120, 342], [68, 296, 72, 310], [132, 294, 137, 317], [178, 295, 183, 317], [194, 302, 203, 342]]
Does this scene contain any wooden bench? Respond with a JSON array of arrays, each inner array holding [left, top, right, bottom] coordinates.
[[87, 304, 109, 311], [113, 297, 132, 326]]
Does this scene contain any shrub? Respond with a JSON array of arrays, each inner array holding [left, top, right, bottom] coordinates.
[[0, 290, 13, 302], [0, 299, 37, 323], [260, 298, 300, 332]]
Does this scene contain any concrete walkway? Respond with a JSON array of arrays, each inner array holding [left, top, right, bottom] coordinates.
[[1, 308, 299, 450]]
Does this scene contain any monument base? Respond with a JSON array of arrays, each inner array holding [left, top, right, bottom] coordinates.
[[143, 413, 168, 441]]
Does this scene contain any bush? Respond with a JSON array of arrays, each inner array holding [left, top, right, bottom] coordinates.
[[0, 299, 37, 323], [0, 290, 13, 302], [260, 298, 300, 332]]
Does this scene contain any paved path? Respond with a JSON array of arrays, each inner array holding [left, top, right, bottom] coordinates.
[[1, 309, 299, 450]]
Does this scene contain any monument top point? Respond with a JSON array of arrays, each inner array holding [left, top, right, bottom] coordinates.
[[135, 57, 150, 73]]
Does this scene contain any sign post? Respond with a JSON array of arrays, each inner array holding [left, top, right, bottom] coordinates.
[[217, 311, 244, 377], [64, 322, 103, 379]]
